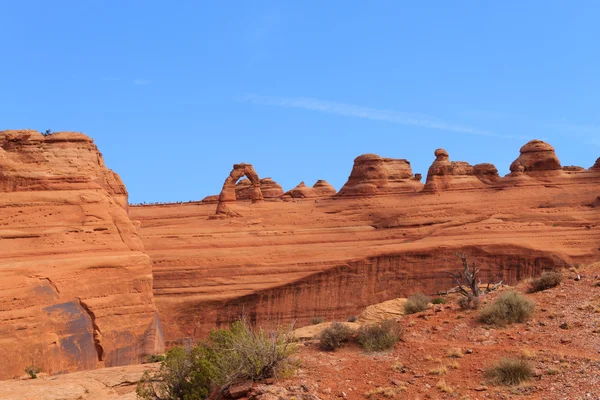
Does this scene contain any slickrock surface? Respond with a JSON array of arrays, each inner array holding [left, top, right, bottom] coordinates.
[[337, 154, 423, 196], [131, 140, 600, 344], [0, 130, 163, 380]]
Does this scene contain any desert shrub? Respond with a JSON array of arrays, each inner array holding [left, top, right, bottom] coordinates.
[[478, 291, 535, 326], [528, 271, 562, 293], [24, 365, 40, 379], [357, 320, 403, 352], [446, 348, 464, 358], [311, 316, 325, 325], [485, 357, 534, 386], [403, 293, 430, 315], [432, 297, 447, 305], [137, 318, 296, 400], [146, 354, 166, 363], [318, 322, 354, 351], [347, 315, 357, 322], [458, 295, 480, 310]]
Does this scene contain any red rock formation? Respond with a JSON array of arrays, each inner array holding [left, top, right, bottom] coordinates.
[[0, 130, 163, 379], [509, 140, 561, 174], [423, 148, 499, 192], [259, 178, 285, 198], [236, 177, 284, 200], [131, 140, 600, 341], [313, 180, 337, 196], [284, 180, 337, 198], [337, 154, 423, 196], [216, 163, 263, 215], [592, 157, 600, 170]]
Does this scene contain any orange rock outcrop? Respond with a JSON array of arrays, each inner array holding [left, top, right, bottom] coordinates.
[[283, 180, 337, 199], [0, 130, 163, 379], [337, 154, 423, 196], [216, 163, 263, 216], [131, 140, 600, 344]]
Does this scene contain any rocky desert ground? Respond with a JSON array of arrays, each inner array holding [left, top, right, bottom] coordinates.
[[0, 129, 599, 399]]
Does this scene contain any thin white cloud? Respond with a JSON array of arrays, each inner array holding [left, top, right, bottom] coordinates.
[[240, 94, 520, 139], [133, 79, 150, 85]]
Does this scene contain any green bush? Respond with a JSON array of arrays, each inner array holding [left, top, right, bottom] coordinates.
[[432, 297, 447, 304], [311, 316, 325, 325], [478, 291, 535, 326], [136, 318, 296, 400], [357, 320, 403, 352], [24, 365, 41, 379], [146, 354, 166, 363], [318, 322, 354, 351], [528, 271, 562, 293], [403, 293, 430, 315], [485, 357, 534, 386]]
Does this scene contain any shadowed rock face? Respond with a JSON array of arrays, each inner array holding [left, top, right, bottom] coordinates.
[[592, 157, 600, 170], [216, 163, 264, 215], [510, 140, 561, 173], [0, 130, 163, 379], [337, 154, 423, 196]]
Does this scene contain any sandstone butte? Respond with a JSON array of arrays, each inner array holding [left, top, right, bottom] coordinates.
[[0, 130, 599, 380], [0, 130, 164, 380]]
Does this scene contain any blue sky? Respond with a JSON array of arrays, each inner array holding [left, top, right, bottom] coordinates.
[[1, 1, 599, 203]]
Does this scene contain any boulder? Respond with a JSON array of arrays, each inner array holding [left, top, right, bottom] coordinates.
[[509, 140, 561, 173]]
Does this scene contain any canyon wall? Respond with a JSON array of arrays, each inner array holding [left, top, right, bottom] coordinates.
[[132, 140, 600, 342], [0, 130, 163, 379]]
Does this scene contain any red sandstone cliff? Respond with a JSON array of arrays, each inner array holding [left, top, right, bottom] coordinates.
[[132, 139, 600, 343], [0, 130, 163, 379]]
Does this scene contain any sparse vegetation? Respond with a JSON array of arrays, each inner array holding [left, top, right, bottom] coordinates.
[[311, 316, 325, 325], [528, 271, 562, 293], [391, 361, 404, 372], [485, 357, 534, 386], [25, 365, 41, 379], [146, 354, 166, 363], [318, 322, 354, 351], [428, 365, 448, 375], [403, 293, 430, 315], [458, 295, 480, 310], [436, 380, 454, 393], [42, 129, 52, 136], [357, 320, 403, 352], [478, 291, 535, 326], [440, 254, 502, 310], [137, 317, 296, 400], [431, 296, 447, 304], [446, 348, 464, 358], [448, 360, 460, 370], [347, 315, 357, 322]]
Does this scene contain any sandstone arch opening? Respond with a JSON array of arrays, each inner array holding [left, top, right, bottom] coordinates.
[[216, 163, 264, 215]]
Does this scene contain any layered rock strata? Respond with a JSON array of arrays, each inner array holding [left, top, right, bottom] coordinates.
[[0, 130, 163, 379], [337, 154, 423, 196]]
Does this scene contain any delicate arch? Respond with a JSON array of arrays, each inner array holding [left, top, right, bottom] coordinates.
[[216, 163, 263, 215]]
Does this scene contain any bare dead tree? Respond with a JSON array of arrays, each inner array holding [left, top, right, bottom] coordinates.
[[437, 253, 503, 303]]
